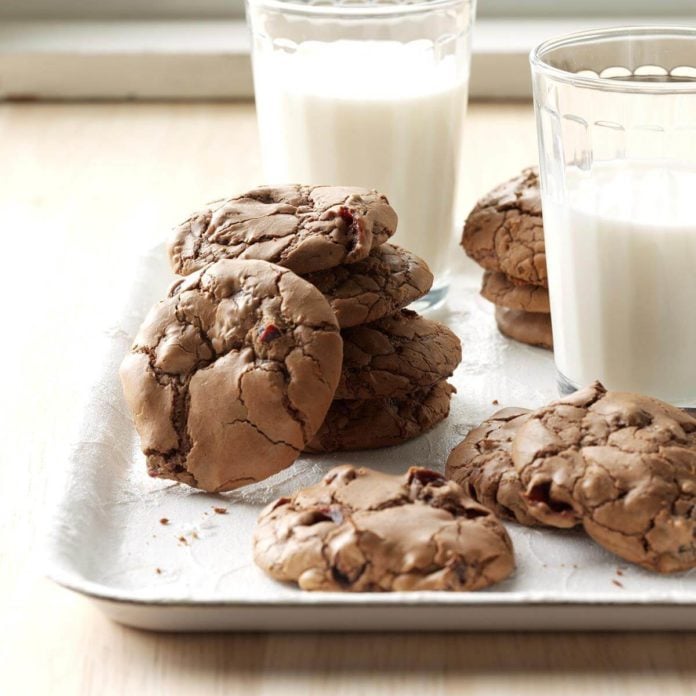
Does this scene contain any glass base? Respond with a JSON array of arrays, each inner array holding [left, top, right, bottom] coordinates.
[[557, 369, 696, 415], [556, 370, 579, 398], [411, 279, 449, 313]]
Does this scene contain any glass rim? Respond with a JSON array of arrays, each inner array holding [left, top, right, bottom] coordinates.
[[530, 26, 696, 94], [245, 0, 472, 18]]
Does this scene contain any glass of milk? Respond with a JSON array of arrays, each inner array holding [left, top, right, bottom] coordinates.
[[531, 27, 696, 407], [246, 0, 476, 305]]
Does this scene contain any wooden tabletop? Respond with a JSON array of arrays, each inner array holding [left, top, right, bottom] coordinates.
[[1, 101, 695, 695]]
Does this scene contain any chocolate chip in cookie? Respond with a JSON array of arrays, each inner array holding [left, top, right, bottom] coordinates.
[[336, 309, 461, 400], [306, 380, 455, 453], [304, 243, 433, 328], [513, 382, 696, 573], [253, 465, 515, 591], [120, 258, 343, 493], [169, 185, 398, 276], [462, 167, 546, 287]]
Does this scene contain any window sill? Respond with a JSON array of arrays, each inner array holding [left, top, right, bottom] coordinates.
[[1, 17, 693, 100]]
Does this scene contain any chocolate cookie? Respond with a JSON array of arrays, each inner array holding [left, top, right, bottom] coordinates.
[[462, 168, 546, 286], [169, 185, 398, 276], [481, 270, 550, 314], [306, 381, 455, 453], [513, 382, 696, 573], [336, 310, 461, 400], [304, 244, 433, 328], [119, 259, 343, 493], [253, 465, 515, 591], [495, 306, 553, 350], [446, 407, 541, 526]]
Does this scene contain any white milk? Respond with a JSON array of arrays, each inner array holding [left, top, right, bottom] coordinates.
[[543, 161, 696, 405], [253, 41, 469, 280]]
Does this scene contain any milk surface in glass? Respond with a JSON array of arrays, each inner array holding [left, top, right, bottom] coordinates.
[[253, 41, 469, 280], [543, 160, 696, 405]]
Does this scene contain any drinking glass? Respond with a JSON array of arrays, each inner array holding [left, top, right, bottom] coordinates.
[[246, 0, 476, 305], [531, 27, 696, 406]]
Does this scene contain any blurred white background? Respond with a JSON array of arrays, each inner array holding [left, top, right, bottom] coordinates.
[[0, 0, 694, 99]]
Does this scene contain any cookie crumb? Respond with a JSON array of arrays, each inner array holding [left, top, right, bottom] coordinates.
[[492, 399, 499, 405], [155, 568, 162, 575], [612, 579, 624, 588], [178, 535, 188, 545], [616, 568, 625, 576], [213, 507, 228, 515], [159, 518, 170, 525]]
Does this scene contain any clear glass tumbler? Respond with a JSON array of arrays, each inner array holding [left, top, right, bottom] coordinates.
[[531, 27, 696, 407], [246, 0, 476, 306]]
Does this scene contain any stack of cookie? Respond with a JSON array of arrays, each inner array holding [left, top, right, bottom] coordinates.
[[461, 168, 553, 350], [168, 184, 461, 455], [121, 185, 461, 493]]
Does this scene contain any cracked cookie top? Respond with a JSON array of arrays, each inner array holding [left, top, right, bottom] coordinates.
[[513, 382, 696, 573], [462, 168, 547, 287], [481, 270, 550, 314], [119, 258, 343, 493], [168, 185, 398, 276], [253, 465, 515, 591], [336, 310, 461, 400], [446, 407, 541, 526], [304, 243, 433, 328]]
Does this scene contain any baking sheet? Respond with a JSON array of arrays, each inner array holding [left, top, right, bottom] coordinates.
[[46, 245, 696, 631]]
